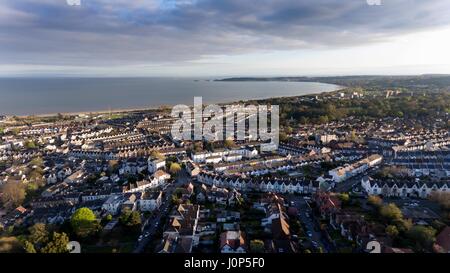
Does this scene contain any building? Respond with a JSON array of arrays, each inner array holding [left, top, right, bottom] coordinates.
[[329, 154, 382, 183], [361, 176, 450, 198], [148, 157, 166, 174], [315, 133, 338, 144], [139, 191, 163, 212], [219, 231, 246, 253], [186, 161, 200, 177]]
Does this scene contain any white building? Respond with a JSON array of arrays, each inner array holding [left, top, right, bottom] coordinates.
[[148, 158, 166, 174], [315, 134, 338, 144], [329, 154, 382, 183], [139, 191, 163, 212], [361, 176, 449, 198], [102, 195, 124, 215]]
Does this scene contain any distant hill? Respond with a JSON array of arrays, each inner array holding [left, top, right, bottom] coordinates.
[[216, 74, 450, 90]]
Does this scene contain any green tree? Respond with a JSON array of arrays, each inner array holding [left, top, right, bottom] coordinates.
[[23, 240, 37, 253], [299, 116, 309, 125], [224, 139, 236, 149], [40, 232, 69, 253], [28, 223, 49, 246], [394, 218, 413, 232], [119, 208, 132, 225], [338, 193, 350, 203], [30, 157, 44, 167], [250, 240, 265, 253], [150, 151, 165, 160], [193, 142, 203, 153], [70, 207, 98, 238], [386, 225, 399, 238], [279, 132, 288, 143], [1, 180, 26, 209], [318, 115, 329, 124], [25, 140, 36, 149], [379, 203, 403, 221], [169, 163, 182, 175], [407, 226, 436, 251], [119, 208, 142, 231], [128, 211, 142, 227]]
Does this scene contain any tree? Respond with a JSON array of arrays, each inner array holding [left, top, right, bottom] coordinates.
[[386, 225, 399, 238], [299, 116, 309, 125], [429, 192, 450, 210], [70, 207, 98, 238], [367, 195, 383, 207], [0, 236, 23, 253], [394, 218, 413, 232], [23, 240, 37, 253], [40, 232, 69, 253], [119, 208, 132, 225], [349, 130, 357, 141], [379, 203, 403, 221], [279, 132, 288, 143], [318, 115, 329, 124], [24, 140, 36, 149], [1, 180, 26, 209], [285, 126, 293, 134], [28, 223, 49, 246], [30, 157, 44, 167], [169, 163, 182, 175], [407, 226, 436, 251], [224, 139, 236, 149], [250, 240, 265, 253], [119, 208, 141, 231], [108, 160, 119, 173], [150, 151, 165, 160], [128, 211, 142, 227], [338, 193, 350, 203], [193, 142, 203, 153]]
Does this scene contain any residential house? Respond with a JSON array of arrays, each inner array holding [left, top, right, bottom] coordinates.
[[219, 231, 247, 253]]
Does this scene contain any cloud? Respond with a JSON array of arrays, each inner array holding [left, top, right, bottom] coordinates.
[[0, 0, 450, 69]]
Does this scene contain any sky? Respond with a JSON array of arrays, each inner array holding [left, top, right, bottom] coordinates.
[[1, 0, 450, 77]]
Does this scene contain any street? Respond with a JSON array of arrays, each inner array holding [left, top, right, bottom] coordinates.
[[133, 170, 190, 253], [287, 195, 329, 253]]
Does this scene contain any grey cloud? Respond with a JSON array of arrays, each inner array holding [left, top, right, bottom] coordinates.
[[0, 0, 450, 67]]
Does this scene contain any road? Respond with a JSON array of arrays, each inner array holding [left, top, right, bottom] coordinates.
[[133, 170, 190, 253], [287, 195, 329, 253]]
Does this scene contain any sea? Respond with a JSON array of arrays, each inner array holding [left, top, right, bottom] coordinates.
[[0, 78, 341, 116]]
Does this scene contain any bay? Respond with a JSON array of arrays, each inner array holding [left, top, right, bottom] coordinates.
[[0, 77, 340, 116]]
